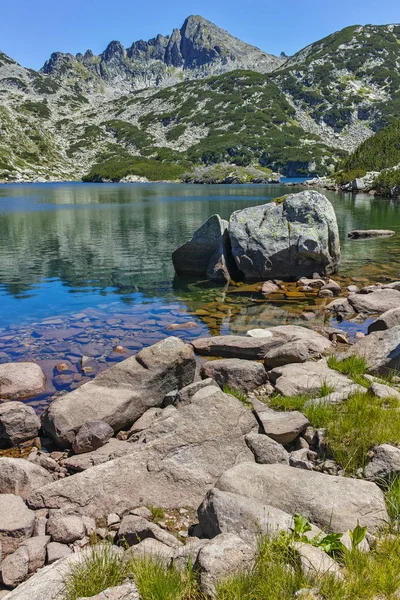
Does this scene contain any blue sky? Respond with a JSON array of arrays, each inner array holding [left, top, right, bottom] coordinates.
[[2, 0, 399, 70]]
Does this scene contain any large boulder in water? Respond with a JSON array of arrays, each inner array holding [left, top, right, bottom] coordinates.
[[229, 191, 340, 280], [172, 214, 236, 282]]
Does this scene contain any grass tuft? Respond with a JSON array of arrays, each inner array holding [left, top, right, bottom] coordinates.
[[147, 506, 165, 524], [222, 385, 252, 408], [327, 355, 370, 387]]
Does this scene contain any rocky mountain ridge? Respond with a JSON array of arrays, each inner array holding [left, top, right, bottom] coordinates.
[[0, 18, 400, 182]]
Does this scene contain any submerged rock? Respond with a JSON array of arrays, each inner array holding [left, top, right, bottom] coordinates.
[[348, 229, 395, 238]]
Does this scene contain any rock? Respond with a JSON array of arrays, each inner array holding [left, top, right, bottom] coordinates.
[[244, 431, 289, 464], [369, 381, 400, 400], [117, 515, 182, 548], [365, 444, 400, 482], [348, 230, 395, 238], [0, 403, 41, 449], [46, 514, 85, 544], [173, 378, 217, 407], [228, 191, 340, 280], [0, 546, 29, 588], [347, 285, 359, 293], [348, 289, 400, 314], [294, 542, 343, 579], [216, 463, 388, 532], [197, 488, 294, 545], [127, 408, 162, 434], [264, 341, 309, 369], [172, 214, 234, 282], [253, 405, 309, 445], [320, 279, 341, 294], [72, 420, 114, 454], [269, 359, 357, 397], [368, 307, 400, 333], [0, 458, 54, 499], [62, 438, 136, 472], [344, 326, 400, 373], [77, 582, 140, 600], [1, 549, 84, 599], [193, 326, 331, 361], [127, 538, 174, 564], [325, 298, 355, 317], [46, 541, 72, 564], [0, 495, 35, 555], [130, 507, 152, 519], [246, 329, 274, 338], [195, 533, 255, 596], [305, 385, 364, 407], [318, 289, 333, 298], [261, 281, 279, 295], [289, 449, 314, 470], [42, 337, 196, 448], [0, 363, 46, 400], [28, 386, 256, 517], [22, 536, 50, 573], [172, 539, 209, 570], [200, 359, 267, 393]]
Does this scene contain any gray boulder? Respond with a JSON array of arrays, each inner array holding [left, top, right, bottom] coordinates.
[[117, 515, 182, 548], [42, 337, 196, 448], [173, 378, 217, 407], [294, 542, 343, 579], [76, 583, 139, 600], [46, 514, 85, 544], [0, 546, 29, 588], [0, 363, 46, 400], [198, 488, 294, 545], [365, 444, 400, 482], [228, 191, 340, 280], [46, 541, 72, 564], [369, 382, 400, 400], [22, 536, 50, 573], [195, 533, 255, 596], [348, 289, 400, 314], [172, 214, 234, 282], [0, 403, 41, 449], [264, 341, 309, 369], [62, 439, 137, 472], [245, 431, 289, 464], [200, 359, 267, 393], [28, 386, 256, 517], [368, 307, 400, 333], [269, 359, 356, 397], [0, 458, 54, 499], [72, 420, 114, 454], [216, 463, 388, 532], [253, 405, 309, 445], [344, 326, 400, 373], [0, 495, 35, 556]]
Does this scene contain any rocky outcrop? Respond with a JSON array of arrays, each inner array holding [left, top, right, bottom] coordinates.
[[348, 289, 400, 314], [268, 359, 355, 397], [0, 402, 41, 448], [28, 386, 256, 517], [42, 336, 196, 448], [216, 463, 388, 532], [200, 359, 268, 393], [173, 192, 340, 282], [0, 363, 46, 400], [345, 326, 400, 373], [0, 458, 54, 499]]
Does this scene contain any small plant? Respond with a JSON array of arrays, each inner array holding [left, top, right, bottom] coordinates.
[[131, 556, 201, 600], [222, 385, 252, 408], [384, 475, 400, 529], [327, 355, 370, 387], [319, 380, 335, 397], [147, 506, 165, 524]]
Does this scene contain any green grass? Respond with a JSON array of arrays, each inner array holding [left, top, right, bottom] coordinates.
[[82, 156, 187, 182], [147, 506, 165, 524], [222, 385, 252, 408], [384, 475, 400, 528], [134, 557, 200, 600], [327, 355, 370, 387]]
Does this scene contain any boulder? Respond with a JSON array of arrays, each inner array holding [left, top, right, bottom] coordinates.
[[294, 542, 343, 579], [244, 431, 289, 464], [22, 536, 50, 573], [127, 538, 174, 564], [200, 359, 267, 393], [192, 326, 331, 361], [368, 307, 400, 333], [76, 582, 140, 600], [216, 463, 388, 532], [252, 405, 309, 445], [228, 191, 340, 280], [42, 337, 196, 448], [46, 514, 85, 544], [46, 541, 72, 564], [348, 230, 395, 238], [268, 359, 356, 397], [0, 402, 41, 449], [0, 546, 29, 588], [325, 297, 355, 317], [197, 488, 294, 545], [127, 408, 162, 434], [28, 387, 256, 517], [0, 363, 46, 400], [305, 385, 364, 407], [62, 439, 137, 472], [117, 515, 182, 548], [369, 381, 400, 400], [364, 444, 400, 482], [173, 378, 217, 407], [72, 420, 114, 454], [195, 533, 255, 596], [172, 214, 235, 282], [264, 341, 309, 369], [0, 458, 54, 499], [261, 281, 279, 295], [344, 326, 400, 373], [0, 495, 35, 555], [348, 289, 400, 314]]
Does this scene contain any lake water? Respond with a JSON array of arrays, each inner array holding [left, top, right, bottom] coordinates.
[[1, 181, 400, 408]]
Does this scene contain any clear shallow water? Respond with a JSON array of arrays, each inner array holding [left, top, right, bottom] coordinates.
[[1, 181, 400, 407]]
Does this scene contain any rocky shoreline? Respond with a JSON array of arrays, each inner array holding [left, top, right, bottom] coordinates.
[[2, 191, 400, 598]]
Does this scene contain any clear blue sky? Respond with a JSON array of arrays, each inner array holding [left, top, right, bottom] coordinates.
[[2, 0, 399, 70]]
